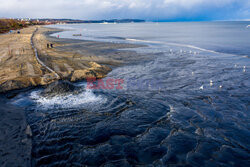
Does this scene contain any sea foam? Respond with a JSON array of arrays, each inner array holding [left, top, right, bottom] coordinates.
[[30, 89, 106, 111]]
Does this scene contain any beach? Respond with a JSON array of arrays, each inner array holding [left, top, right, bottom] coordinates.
[[1, 22, 249, 166], [0, 25, 147, 93]]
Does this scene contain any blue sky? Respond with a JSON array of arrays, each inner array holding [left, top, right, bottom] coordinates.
[[0, 0, 249, 21]]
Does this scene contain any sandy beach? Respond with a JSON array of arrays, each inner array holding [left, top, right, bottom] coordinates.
[[0, 26, 145, 93]]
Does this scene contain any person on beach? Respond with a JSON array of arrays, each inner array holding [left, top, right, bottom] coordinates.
[[47, 43, 49, 48], [50, 43, 53, 48]]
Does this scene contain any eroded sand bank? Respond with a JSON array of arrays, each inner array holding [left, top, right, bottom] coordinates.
[[0, 26, 143, 93], [0, 26, 112, 92]]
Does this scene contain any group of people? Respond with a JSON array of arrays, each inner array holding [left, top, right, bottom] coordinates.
[[47, 43, 54, 48]]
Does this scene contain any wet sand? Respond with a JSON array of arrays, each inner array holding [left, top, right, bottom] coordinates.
[[0, 97, 32, 167]]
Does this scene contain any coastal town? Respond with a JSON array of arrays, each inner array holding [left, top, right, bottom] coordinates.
[[0, 18, 145, 34]]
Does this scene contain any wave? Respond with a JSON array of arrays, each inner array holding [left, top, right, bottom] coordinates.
[[30, 89, 106, 111], [125, 38, 218, 54], [100, 22, 117, 25]]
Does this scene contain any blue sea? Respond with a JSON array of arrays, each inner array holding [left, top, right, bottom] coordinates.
[[11, 22, 250, 166]]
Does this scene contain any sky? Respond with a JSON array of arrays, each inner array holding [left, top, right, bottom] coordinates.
[[0, 0, 249, 21]]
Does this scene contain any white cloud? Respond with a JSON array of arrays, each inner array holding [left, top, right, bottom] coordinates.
[[0, 0, 249, 20]]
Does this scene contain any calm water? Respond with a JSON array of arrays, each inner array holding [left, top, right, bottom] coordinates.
[[11, 22, 250, 166]]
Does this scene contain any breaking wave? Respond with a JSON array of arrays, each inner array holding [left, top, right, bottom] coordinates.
[[126, 38, 219, 53], [30, 89, 106, 111]]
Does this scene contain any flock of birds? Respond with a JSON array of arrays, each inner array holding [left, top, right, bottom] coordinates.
[[169, 49, 199, 55], [167, 48, 247, 91]]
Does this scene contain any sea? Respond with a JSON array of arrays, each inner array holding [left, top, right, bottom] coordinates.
[[8, 22, 250, 166]]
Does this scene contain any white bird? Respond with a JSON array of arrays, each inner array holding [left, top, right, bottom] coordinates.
[[170, 49, 173, 53], [189, 51, 192, 54], [180, 49, 183, 53], [234, 64, 237, 68], [192, 72, 194, 76], [219, 85, 223, 89], [210, 80, 213, 86], [243, 66, 246, 72], [199, 85, 204, 90]]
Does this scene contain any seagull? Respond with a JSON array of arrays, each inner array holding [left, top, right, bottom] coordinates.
[[243, 66, 246, 72], [219, 85, 223, 89], [192, 72, 194, 76], [169, 49, 173, 53], [234, 64, 237, 68], [210, 80, 213, 86], [189, 51, 192, 54], [199, 85, 204, 90]]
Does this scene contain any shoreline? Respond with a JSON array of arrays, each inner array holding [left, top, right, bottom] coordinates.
[[0, 25, 145, 94]]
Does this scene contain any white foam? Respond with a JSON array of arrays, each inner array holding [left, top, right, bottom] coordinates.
[[126, 38, 219, 54], [30, 89, 106, 110]]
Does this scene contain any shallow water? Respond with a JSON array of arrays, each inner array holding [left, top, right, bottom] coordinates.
[[10, 22, 250, 166]]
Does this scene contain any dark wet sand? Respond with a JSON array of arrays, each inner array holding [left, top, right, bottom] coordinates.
[[0, 97, 32, 167], [42, 27, 148, 67]]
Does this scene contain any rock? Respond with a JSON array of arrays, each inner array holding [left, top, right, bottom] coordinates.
[[70, 62, 111, 82], [70, 69, 96, 82], [41, 80, 79, 97], [126, 99, 135, 106]]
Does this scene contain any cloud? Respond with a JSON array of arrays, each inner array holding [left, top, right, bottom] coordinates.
[[0, 0, 249, 21]]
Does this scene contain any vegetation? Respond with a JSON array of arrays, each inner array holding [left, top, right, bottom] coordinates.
[[0, 19, 42, 34], [0, 19, 26, 33]]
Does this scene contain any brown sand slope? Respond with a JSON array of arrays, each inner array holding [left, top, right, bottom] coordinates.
[[0, 26, 113, 93], [33, 27, 112, 81], [0, 26, 57, 92]]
